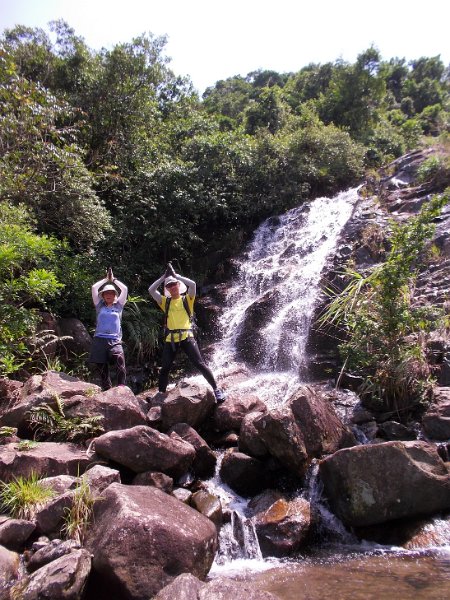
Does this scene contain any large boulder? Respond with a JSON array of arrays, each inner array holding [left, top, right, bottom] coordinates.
[[319, 441, 450, 527], [56, 317, 92, 357], [239, 411, 269, 458], [85, 483, 217, 599], [0, 518, 36, 552], [62, 386, 147, 433], [147, 381, 216, 431], [252, 408, 309, 478], [212, 393, 267, 432], [0, 371, 101, 436], [289, 385, 356, 456], [0, 442, 98, 482], [93, 425, 195, 477]]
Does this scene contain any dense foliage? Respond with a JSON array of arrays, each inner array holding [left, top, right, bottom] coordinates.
[[0, 20, 448, 375], [320, 192, 449, 419]]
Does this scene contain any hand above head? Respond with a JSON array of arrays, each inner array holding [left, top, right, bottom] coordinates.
[[106, 266, 114, 281], [165, 262, 177, 278]]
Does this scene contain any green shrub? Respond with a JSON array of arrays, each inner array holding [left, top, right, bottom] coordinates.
[[319, 192, 449, 419]]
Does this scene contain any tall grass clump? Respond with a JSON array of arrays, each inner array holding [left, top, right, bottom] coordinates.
[[0, 472, 55, 520]]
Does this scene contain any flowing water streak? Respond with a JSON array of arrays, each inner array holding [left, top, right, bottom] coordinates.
[[211, 188, 359, 403]]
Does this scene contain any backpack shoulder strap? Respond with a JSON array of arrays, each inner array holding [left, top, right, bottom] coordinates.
[[182, 295, 192, 321], [164, 297, 171, 325]]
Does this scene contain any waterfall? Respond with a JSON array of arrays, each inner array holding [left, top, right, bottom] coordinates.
[[210, 188, 359, 404], [205, 189, 360, 567]]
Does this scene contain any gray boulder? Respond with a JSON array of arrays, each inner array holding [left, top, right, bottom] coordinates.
[[0, 518, 36, 552], [147, 381, 216, 431], [0, 442, 98, 482], [320, 440, 450, 527], [63, 386, 147, 433], [56, 317, 92, 357], [85, 483, 217, 599], [12, 548, 91, 600], [93, 425, 195, 477]]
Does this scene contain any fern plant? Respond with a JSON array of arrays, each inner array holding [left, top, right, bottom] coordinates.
[[27, 395, 104, 442], [0, 472, 55, 520]]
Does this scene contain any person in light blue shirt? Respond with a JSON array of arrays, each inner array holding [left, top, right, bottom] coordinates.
[[89, 269, 128, 390]]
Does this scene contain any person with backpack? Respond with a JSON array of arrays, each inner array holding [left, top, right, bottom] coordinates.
[[89, 267, 128, 390], [148, 264, 226, 403]]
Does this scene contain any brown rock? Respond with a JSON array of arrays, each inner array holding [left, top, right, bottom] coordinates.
[[289, 385, 356, 456], [169, 423, 216, 479], [320, 441, 450, 527], [0, 442, 98, 482], [213, 394, 267, 432], [85, 483, 217, 599], [254, 497, 311, 557], [93, 425, 195, 477], [62, 386, 147, 433]]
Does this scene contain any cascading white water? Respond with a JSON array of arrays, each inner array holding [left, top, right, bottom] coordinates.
[[210, 188, 359, 405], [204, 189, 361, 570]]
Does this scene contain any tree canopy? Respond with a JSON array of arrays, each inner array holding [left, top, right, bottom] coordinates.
[[0, 21, 448, 375]]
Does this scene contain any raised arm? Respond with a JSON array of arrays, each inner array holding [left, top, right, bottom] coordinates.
[[148, 274, 165, 305], [91, 277, 109, 306], [114, 279, 128, 306], [177, 274, 196, 298]]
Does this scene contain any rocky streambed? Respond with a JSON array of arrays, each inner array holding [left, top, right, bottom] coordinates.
[[0, 369, 449, 599]]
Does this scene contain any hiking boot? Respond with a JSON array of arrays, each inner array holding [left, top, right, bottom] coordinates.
[[214, 388, 226, 404]]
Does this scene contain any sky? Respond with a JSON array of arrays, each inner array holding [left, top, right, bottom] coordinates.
[[0, 0, 449, 94]]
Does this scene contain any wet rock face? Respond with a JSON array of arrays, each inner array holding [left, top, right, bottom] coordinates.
[[319, 440, 450, 527], [235, 289, 278, 367], [254, 497, 311, 557]]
